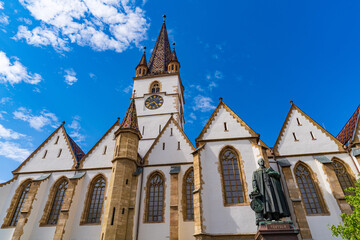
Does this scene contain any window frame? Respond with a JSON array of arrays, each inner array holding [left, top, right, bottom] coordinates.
[[331, 158, 356, 196], [294, 161, 329, 216], [182, 167, 194, 221], [80, 174, 107, 225], [218, 146, 249, 207], [144, 171, 166, 223], [39, 177, 69, 227], [149, 81, 161, 94], [1, 179, 32, 228]]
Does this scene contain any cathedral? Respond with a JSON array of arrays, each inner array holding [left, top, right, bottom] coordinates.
[[0, 17, 359, 240]]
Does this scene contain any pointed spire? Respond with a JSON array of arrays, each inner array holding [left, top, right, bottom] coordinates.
[[148, 16, 172, 74], [170, 42, 179, 62], [137, 47, 147, 67], [120, 91, 139, 132]]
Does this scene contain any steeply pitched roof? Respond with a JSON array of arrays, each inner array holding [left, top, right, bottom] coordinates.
[[196, 99, 259, 142], [147, 21, 172, 74], [336, 105, 360, 146], [170, 49, 178, 63], [136, 51, 148, 68], [273, 102, 344, 154], [120, 98, 139, 131], [66, 134, 85, 163]]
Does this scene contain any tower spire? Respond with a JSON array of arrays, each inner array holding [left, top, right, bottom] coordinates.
[[168, 42, 180, 73], [120, 95, 139, 132], [147, 16, 172, 74], [135, 47, 148, 77]]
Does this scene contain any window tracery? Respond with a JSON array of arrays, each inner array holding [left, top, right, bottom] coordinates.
[[82, 175, 106, 224], [332, 159, 355, 195], [150, 81, 160, 93], [47, 179, 68, 225], [145, 172, 164, 222], [183, 168, 194, 221]]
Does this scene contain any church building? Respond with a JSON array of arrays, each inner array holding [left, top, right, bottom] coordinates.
[[0, 17, 359, 240]]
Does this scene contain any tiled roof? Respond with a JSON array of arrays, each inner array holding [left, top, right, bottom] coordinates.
[[120, 98, 139, 131], [336, 105, 360, 145], [67, 134, 85, 162], [147, 22, 172, 74], [170, 49, 178, 62], [137, 52, 147, 67]]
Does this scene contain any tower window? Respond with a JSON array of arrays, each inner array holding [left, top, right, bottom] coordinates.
[[224, 122, 228, 131], [57, 149, 62, 158], [150, 81, 160, 93], [172, 65, 174, 70], [310, 131, 316, 140], [296, 118, 302, 126], [103, 146, 107, 155], [292, 132, 298, 141], [175, 65, 178, 71]]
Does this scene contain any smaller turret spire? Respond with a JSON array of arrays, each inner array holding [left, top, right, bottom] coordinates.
[[120, 95, 139, 132], [135, 47, 148, 77], [168, 42, 180, 73]]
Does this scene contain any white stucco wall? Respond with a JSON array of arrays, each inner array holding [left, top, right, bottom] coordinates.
[[277, 108, 339, 155], [200, 140, 258, 234], [19, 128, 76, 173]]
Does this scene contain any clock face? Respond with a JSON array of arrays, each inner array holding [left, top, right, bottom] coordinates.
[[145, 95, 164, 110]]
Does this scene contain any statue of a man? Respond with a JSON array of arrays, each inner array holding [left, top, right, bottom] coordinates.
[[250, 158, 290, 225]]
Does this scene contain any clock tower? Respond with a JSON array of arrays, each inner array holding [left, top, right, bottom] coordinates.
[[132, 16, 185, 155]]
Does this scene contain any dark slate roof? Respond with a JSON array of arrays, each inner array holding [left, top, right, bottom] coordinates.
[[67, 134, 85, 162], [120, 98, 139, 131], [170, 49, 178, 63], [336, 105, 360, 145], [147, 22, 172, 74]]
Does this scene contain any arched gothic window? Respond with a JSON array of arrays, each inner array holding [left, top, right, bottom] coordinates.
[[1, 180, 32, 228], [220, 147, 246, 205], [183, 168, 194, 221], [146, 172, 164, 222], [82, 175, 106, 224], [295, 163, 326, 215], [9, 182, 31, 226], [150, 81, 160, 93], [332, 159, 355, 195], [47, 180, 68, 225]]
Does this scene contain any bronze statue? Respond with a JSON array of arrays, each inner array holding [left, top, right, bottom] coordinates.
[[250, 158, 290, 225]]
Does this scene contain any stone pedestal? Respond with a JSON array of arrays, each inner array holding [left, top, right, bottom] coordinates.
[[255, 221, 299, 240]]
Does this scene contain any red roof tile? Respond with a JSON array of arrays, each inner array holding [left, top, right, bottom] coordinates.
[[336, 105, 360, 145]]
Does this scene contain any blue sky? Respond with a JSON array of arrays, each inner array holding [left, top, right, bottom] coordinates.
[[0, 0, 359, 182]]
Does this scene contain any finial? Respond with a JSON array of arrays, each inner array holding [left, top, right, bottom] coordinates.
[[62, 121, 65, 125], [290, 100, 293, 105], [143, 46, 146, 53], [132, 90, 136, 98], [163, 14, 166, 22], [171, 113, 174, 116], [117, 117, 120, 121], [172, 42, 175, 50], [219, 97, 223, 102]]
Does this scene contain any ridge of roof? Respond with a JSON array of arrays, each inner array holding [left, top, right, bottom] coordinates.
[[273, 102, 344, 154], [144, 116, 195, 164], [336, 105, 360, 146], [196, 99, 259, 142]]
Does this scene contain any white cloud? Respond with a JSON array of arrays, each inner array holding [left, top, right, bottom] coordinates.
[[0, 141, 30, 162], [0, 124, 25, 139], [89, 72, 96, 79], [189, 112, 197, 120], [214, 70, 223, 79], [208, 81, 217, 90], [0, 13, 9, 26], [17, 17, 32, 25], [0, 51, 42, 85], [0, 97, 11, 104], [14, 0, 149, 53], [13, 107, 59, 131], [64, 69, 77, 85], [123, 85, 132, 93], [192, 95, 216, 112], [67, 115, 85, 143], [0, 1, 4, 9]]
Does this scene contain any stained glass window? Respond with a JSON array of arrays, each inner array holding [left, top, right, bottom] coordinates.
[[332, 160, 355, 195], [295, 163, 324, 214], [86, 176, 106, 223], [220, 148, 245, 204], [146, 173, 164, 222], [9, 182, 31, 226], [47, 180, 68, 225], [184, 169, 194, 220]]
